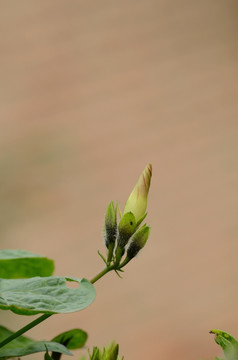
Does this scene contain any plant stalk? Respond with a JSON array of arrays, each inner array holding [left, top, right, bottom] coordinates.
[[0, 314, 51, 349], [90, 265, 114, 284]]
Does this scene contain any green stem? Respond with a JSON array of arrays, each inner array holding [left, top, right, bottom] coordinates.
[[0, 314, 51, 349], [90, 265, 114, 284], [0, 265, 116, 350]]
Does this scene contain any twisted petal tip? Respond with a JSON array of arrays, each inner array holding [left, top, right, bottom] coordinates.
[[123, 163, 152, 221]]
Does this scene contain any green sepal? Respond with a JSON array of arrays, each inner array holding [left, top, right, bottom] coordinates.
[[118, 205, 122, 219], [105, 342, 119, 359], [115, 247, 123, 267], [136, 212, 147, 229], [127, 224, 150, 260], [90, 346, 100, 360], [98, 251, 107, 265]]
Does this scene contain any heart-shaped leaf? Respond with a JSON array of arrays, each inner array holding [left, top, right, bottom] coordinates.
[[0, 276, 96, 315], [0, 249, 54, 279]]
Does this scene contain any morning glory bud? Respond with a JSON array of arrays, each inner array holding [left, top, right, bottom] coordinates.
[[104, 201, 117, 248], [126, 224, 151, 260], [117, 212, 137, 249], [123, 163, 152, 222]]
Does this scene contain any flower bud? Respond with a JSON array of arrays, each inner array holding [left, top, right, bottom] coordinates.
[[104, 342, 119, 360], [123, 163, 152, 222], [88, 342, 122, 360], [104, 201, 117, 248], [117, 212, 137, 249], [126, 224, 150, 260]]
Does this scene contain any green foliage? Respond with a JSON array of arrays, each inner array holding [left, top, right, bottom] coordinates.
[[0, 276, 96, 315], [0, 249, 54, 278], [210, 329, 238, 360], [0, 165, 154, 358], [51, 329, 88, 350], [0, 326, 72, 358]]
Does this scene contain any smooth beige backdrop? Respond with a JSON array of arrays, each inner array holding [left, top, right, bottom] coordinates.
[[0, 1, 238, 359]]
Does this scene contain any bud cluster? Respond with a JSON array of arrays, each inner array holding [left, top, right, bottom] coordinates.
[[103, 164, 152, 269]]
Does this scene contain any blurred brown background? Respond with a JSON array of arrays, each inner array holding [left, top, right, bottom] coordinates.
[[0, 1, 238, 359]]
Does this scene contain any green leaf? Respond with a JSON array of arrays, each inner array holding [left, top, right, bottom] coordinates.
[[0, 276, 96, 315], [210, 329, 238, 360], [52, 329, 88, 349], [0, 325, 72, 358], [0, 249, 54, 279]]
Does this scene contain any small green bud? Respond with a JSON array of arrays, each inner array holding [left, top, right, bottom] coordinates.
[[123, 163, 152, 222], [104, 342, 119, 360], [126, 225, 150, 260], [117, 212, 137, 249], [104, 201, 117, 248], [88, 342, 121, 360], [210, 329, 238, 358], [90, 346, 100, 360]]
